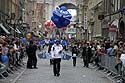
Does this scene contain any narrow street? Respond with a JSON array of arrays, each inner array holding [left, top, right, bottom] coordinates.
[[0, 0, 125, 83], [15, 53, 114, 83]]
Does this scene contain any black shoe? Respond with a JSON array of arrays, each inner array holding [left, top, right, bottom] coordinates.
[[86, 66, 89, 68], [57, 74, 60, 77], [54, 74, 56, 76]]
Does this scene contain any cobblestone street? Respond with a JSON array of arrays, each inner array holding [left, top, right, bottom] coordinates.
[[15, 56, 114, 83]]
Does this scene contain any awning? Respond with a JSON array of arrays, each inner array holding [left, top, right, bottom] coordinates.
[[8, 25, 14, 30], [7, 25, 21, 34], [15, 28, 21, 34], [0, 23, 10, 34]]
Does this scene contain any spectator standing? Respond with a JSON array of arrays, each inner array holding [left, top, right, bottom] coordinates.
[[26, 40, 37, 69], [82, 42, 92, 68], [72, 44, 77, 66], [2, 42, 8, 55]]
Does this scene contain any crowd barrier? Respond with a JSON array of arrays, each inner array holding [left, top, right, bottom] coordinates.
[[98, 54, 125, 82], [0, 49, 26, 80]]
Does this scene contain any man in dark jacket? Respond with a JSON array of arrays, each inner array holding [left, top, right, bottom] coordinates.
[[82, 42, 92, 68], [72, 45, 77, 66], [26, 40, 37, 69]]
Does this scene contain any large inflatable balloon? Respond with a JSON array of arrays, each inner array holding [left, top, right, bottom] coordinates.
[[2, 55, 8, 63], [51, 6, 72, 28], [44, 20, 56, 34]]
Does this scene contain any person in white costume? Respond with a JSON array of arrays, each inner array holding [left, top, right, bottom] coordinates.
[[51, 40, 63, 77]]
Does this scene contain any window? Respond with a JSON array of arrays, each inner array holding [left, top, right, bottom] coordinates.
[[112, 0, 115, 12], [121, 0, 125, 8], [112, 0, 121, 12], [104, 0, 107, 14], [0, 0, 2, 11], [117, 0, 120, 10], [115, 0, 118, 11]]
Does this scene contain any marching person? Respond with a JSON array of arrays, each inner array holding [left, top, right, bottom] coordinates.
[[51, 40, 63, 77], [48, 39, 54, 65], [26, 40, 37, 69], [72, 44, 78, 66]]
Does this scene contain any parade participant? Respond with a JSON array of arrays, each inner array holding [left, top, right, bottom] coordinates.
[[82, 42, 92, 68], [26, 40, 37, 69], [72, 44, 78, 66], [48, 39, 54, 65], [51, 40, 63, 76]]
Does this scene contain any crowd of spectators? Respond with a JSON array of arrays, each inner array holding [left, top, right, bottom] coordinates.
[[0, 35, 26, 71], [70, 39, 125, 78]]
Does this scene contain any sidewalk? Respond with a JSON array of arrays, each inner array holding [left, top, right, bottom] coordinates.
[[0, 58, 27, 83]]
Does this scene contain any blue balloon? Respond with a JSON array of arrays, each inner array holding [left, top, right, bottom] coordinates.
[[51, 6, 72, 28], [53, 10, 62, 18], [63, 13, 72, 19], [60, 6, 67, 11], [22, 38, 27, 43], [56, 22, 63, 28], [51, 16, 59, 24], [51, 17, 63, 28], [62, 20, 70, 27], [2, 55, 8, 63]]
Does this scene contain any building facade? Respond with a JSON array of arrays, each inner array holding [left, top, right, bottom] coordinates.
[[0, 0, 24, 35], [102, 0, 125, 41], [83, 0, 103, 40], [83, 0, 125, 41], [0, 0, 22, 22], [26, 0, 44, 36]]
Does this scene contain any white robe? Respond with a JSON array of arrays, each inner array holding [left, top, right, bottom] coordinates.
[[51, 44, 63, 59]]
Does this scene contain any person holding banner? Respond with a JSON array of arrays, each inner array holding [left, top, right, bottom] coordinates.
[[51, 40, 63, 77]]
